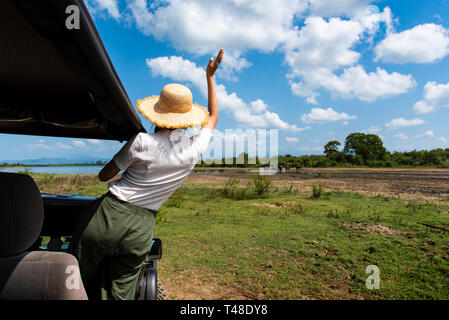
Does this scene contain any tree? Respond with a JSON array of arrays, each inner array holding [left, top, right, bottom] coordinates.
[[343, 133, 387, 163], [324, 140, 341, 156]]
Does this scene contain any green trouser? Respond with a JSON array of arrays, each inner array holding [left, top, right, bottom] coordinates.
[[71, 192, 157, 300]]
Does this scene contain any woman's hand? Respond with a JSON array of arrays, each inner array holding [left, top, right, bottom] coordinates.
[[202, 49, 223, 131], [206, 49, 224, 78]]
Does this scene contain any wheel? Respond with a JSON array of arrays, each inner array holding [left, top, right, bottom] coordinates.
[[135, 263, 168, 300], [157, 279, 168, 300]]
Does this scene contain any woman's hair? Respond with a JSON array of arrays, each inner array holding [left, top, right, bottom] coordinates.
[[154, 125, 175, 133]]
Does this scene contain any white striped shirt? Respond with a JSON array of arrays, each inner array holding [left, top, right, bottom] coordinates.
[[108, 128, 211, 211]]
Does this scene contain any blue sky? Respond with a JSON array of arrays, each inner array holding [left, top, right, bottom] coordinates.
[[2, 0, 449, 161]]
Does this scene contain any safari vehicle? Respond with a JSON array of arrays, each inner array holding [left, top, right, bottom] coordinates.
[[0, 0, 165, 300]]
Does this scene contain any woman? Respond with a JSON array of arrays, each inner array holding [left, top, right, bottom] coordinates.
[[72, 49, 224, 300]]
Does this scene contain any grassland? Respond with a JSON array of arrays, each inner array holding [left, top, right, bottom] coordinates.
[[28, 171, 449, 300]]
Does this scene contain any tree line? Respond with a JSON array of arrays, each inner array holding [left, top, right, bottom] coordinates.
[[197, 132, 449, 168]]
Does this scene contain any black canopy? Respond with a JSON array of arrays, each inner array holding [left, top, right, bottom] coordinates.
[[0, 0, 146, 141]]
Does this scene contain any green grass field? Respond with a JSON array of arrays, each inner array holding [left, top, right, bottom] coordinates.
[[154, 185, 449, 299], [29, 172, 449, 299]]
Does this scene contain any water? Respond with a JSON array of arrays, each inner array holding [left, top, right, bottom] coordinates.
[[1, 166, 265, 176], [0, 166, 272, 175], [0, 166, 104, 175]]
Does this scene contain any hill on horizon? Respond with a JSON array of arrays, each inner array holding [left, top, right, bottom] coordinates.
[[1, 155, 109, 165]]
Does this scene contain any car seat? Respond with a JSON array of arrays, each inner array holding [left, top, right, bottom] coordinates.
[[0, 172, 87, 300]]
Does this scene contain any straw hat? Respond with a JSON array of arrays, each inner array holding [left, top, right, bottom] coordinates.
[[136, 83, 209, 128]]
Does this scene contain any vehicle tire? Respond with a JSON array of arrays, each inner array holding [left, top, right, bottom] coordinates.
[[157, 279, 168, 300]]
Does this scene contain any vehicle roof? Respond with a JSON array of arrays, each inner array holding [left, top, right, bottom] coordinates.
[[0, 0, 146, 142]]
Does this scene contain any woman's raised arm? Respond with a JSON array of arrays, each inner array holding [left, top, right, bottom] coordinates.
[[202, 49, 224, 131]]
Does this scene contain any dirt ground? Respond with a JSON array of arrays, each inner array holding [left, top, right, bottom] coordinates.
[[161, 270, 250, 300], [188, 168, 449, 203]]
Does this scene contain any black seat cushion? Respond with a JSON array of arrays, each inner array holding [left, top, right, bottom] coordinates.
[[0, 172, 44, 257]]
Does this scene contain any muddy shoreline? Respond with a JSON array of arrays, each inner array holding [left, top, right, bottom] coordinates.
[[189, 168, 449, 203]]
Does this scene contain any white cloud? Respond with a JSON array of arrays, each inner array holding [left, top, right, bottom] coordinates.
[[395, 132, 409, 140], [88, 139, 102, 145], [284, 16, 363, 73], [24, 139, 52, 150], [286, 137, 299, 143], [292, 65, 416, 103], [147, 56, 204, 88], [37, 139, 45, 144], [330, 66, 416, 101], [147, 55, 306, 132], [129, 0, 307, 53], [439, 137, 448, 143], [128, 0, 307, 79], [285, 7, 408, 104], [385, 118, 425, 129], [124, 1, 409, 103], [308, 0, 373, 17], [57, 143, 72, 149], [27, 143, 50, 150], [296, 146, 323, 152], [87, 0, 121, 20], [354, 6, 394, 35], [375, 24, 449, 64], [93, 2, 413, 105], [249, 100, 268, 114], [208, 51, 253, 81], [415, 130, 435, 139], [362, 126, 381, 134], [413, 80, 449, 114], [72, 140, 86, 148], [285, 16, 363, 104], [413, 101, 435, 114], [398, 130, 438, 141], [424, 130, 434, 138], [301, 107, 357, 123]]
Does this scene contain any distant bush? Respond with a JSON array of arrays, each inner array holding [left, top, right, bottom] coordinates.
[[223, 177, 240, 198], [311, 184, 325, 199], [251, 174, 272, 197], [223, 175, 272, 200], [222, 178, 254, 200]]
